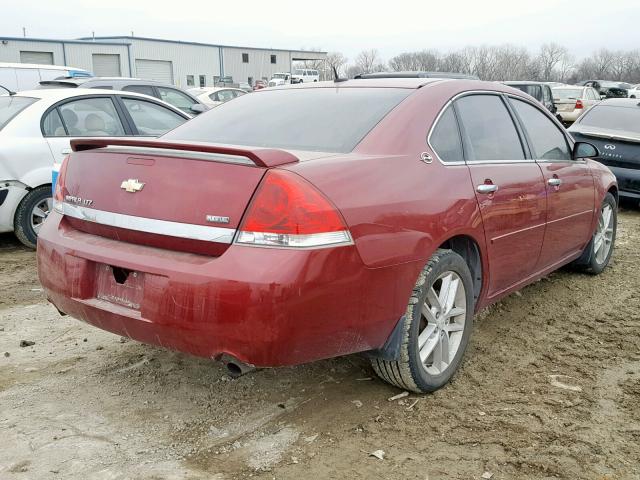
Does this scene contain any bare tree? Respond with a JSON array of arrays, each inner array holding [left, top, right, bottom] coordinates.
[[355, 49, 386, 74], [325, 52, 348, 79], [537, 43, 568, 81], [342, 44, 640, 84]]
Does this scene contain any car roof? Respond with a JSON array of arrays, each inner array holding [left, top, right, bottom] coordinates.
[[12, 87, 179, 102], [503, 81, 548, 86], [551, 85, 586, 89], [355, 71, 479, 80], [268, 78, 443, 90], [41, 76, 169, 85]]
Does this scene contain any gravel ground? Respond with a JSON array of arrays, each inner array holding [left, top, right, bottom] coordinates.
[[1, 208, 639, 480]]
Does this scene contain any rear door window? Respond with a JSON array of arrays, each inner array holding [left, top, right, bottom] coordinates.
[[57, 97, 125, 136], [455, 94, 525, 161], [430, 106, 463, 162], [42, 108, 66, 136], [121, 97, 186, 136], [510, 99, 571, 161], [123, 85, 156, 97]]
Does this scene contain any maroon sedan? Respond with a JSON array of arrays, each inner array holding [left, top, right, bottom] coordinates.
[[37, 79, 617, 393]]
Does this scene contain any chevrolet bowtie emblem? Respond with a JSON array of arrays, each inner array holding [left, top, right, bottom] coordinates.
[[120, 179, 145, 193]]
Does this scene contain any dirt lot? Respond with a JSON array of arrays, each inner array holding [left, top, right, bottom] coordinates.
[[1, 209, 639, 480]]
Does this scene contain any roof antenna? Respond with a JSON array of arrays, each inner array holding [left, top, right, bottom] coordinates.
[[333, 66, 347, 83], [0, 84, 16, 96]]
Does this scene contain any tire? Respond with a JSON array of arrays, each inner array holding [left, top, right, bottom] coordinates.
[[371, 249, 474, 393], [572, 192, 617, 274], [13, 185, 52, 249]]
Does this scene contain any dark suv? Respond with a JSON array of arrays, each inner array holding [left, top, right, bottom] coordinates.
[[581, 80, 630, 99], [38, 77, 207, 116], [503, 81, 559, 119]]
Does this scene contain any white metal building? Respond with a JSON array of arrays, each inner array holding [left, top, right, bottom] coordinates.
[[0, 36, 326, 88]]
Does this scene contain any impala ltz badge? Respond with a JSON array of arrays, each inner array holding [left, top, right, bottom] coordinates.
[[206, 215, 230, 224], [121, 179, 145, 193], [64, 195, 93, 206]]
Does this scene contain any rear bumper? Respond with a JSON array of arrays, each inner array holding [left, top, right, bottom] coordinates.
[[0, 182, 28, 233], [557, 110, 581, 122], [37, 213, 414, 366]]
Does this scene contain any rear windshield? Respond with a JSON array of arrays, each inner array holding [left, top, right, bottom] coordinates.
[[163, 87, 412, 153], [579, 105, 640, 134], [553, 88, 583, 100], [0, 96, 37, 130]]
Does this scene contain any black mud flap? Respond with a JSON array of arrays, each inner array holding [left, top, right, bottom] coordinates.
[[365, 316, 405, 362]]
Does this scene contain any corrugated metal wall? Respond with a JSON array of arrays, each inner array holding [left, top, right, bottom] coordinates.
[[66, 44, 129, 75], [1, 37, 327, 87], [0, 40, 64, 64], [0, 39, 129, 73], [127, 39, 221, 89], [222, 48, 292, 84]]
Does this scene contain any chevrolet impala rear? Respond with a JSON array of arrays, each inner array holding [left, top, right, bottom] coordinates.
[[37, 79, 616, 392], [37, 84, 416, 373]]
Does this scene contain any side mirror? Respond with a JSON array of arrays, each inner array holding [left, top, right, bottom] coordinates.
[[573, 142, 599, 160], [190, 104, 207, 114]]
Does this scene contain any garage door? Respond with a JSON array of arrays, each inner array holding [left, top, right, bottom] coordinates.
[[92, 54, 121, 76], [135, 59, 173, 84], [20, 51, 54, 65]]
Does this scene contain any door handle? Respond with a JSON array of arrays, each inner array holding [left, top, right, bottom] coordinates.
[[548, 178, 562, 187], [476, 184, 498, 194]]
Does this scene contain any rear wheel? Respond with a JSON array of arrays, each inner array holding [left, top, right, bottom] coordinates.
[[14, 185, 52, 249], [371, 249, 474, 393], [572, 193, 617, 274]]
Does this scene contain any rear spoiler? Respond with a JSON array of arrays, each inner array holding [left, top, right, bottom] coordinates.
[[70, 138, 300, 168]]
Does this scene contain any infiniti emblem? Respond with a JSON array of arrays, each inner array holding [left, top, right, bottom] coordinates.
[[603, 144, 616, 150]]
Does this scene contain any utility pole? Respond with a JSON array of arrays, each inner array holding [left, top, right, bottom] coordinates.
[[22, 27, 26, 38]]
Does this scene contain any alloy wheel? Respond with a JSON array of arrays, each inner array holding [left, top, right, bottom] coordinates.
[[418, 271, 467, 375], [594, 204, 614, 265], [31, 197, 52, 234]]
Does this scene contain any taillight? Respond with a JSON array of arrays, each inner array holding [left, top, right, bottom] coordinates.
[[53, 155, 70, 214], [575, 99, 584, 109], [236, 170, 352, 248]]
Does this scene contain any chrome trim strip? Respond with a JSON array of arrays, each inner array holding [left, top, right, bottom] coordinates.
[[60, 203, 236, 243], [546, 209, 594, 225], [426, 90, 538, 166], [491, 222, 546, 242]]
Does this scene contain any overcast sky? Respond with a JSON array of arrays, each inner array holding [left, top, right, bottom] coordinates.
[[3, 0, 640, 61]]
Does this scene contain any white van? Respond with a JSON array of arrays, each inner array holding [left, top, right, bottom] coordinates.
[[292, 69, 319, 84], [0, 63, 92, 92]]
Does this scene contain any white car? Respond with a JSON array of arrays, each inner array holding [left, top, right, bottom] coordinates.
[[268, 73, 292, 87], [628, 84, 640, 99], [551, 85, 602, 125], [0, 62, 92, 92], [0, 88, 189, 248], [186, 87, 246, 108], [292, 69, 319, 84]]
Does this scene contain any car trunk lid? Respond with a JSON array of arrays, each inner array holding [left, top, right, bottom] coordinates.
[[59, 138, 300, 255]]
